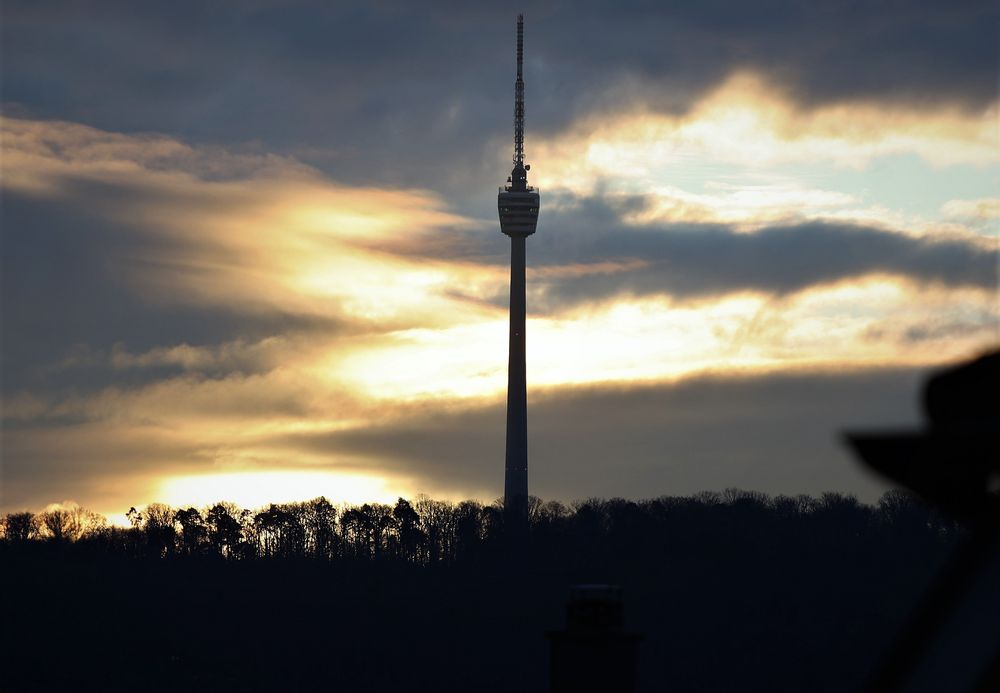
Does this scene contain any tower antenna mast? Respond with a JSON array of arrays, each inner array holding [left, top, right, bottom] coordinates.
[[497, 14, 540, 536], [514, 14, 525, 168]]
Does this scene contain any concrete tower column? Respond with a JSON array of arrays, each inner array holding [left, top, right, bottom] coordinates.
[[505, 234, 528, 533], [497, 14, 539, 536]]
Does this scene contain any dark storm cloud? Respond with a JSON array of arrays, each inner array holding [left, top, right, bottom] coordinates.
[[375, 193, 998, 310], [533, 219, 997, 310], [2, 1, 995, 193], [273, 364, 932, 502]]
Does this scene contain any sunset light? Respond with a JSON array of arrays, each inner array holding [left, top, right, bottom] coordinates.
[[3, 5, 998, 691], [2, 5, 996, 522], [159, 470, 408, 510]]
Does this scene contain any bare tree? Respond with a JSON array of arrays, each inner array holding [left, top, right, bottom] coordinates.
[[2, 512, 38, 542], [39, 507, 80, 542], [415, 495, 454, 563]]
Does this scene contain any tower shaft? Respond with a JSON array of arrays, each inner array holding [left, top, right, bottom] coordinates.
[[498, 14, 538, 535], [504, 235, 528, 532]]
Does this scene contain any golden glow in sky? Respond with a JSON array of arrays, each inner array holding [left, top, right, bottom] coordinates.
[[159, 471, 408, 511], [1, 70, 997, 515]]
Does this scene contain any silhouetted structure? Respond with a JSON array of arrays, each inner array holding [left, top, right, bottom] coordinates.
[[849, 350, 999, 528], [547, 585, 642, 693], [498, 14, 540, 534], [847, 349, 1000, 692]]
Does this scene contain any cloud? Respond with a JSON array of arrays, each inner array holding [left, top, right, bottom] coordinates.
[[1, 420, 208, 513], [864, 314, 1000, 346], [379, 191, 998, 310], [941, 197, 1000, 222], [3, 116, 995, 520], [268, 364, 937, 503], [0, 360, 393, 515], [532, 74, 999, 197], [1, 116, 486, 392], [535, 219, 996, 310], [1, 361, 937, 514], [107, 338, 288, 374], [4, 117, 993, 406], [2, 0, 995, 198]]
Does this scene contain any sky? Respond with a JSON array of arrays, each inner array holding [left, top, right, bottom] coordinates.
[[1, 1, 997, 521]]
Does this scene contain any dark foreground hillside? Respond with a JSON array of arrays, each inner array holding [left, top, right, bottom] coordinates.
[[0, 491, 986, 692]]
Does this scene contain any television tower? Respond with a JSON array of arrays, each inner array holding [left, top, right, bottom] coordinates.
[[498, 14, 540, 534]]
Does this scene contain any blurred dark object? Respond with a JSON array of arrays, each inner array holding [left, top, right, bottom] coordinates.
[[924, 351, 999, 432], [547, 585, 642, 693], [846, 349, 1000, 692], [849, 350, 999, 527]]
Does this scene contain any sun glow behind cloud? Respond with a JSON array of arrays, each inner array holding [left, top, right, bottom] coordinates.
[[325, 280, 997, 402], [159, 470, 407, 510], [2, 76, 997, 515], [531, 72, 1000, 229]]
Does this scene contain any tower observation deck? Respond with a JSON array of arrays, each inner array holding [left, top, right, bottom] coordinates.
[[498, 14, 539, 535]]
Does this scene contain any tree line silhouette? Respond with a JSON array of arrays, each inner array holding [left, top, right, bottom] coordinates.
[[1, 488, 959, 564], [2, 489, 971, 692]]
